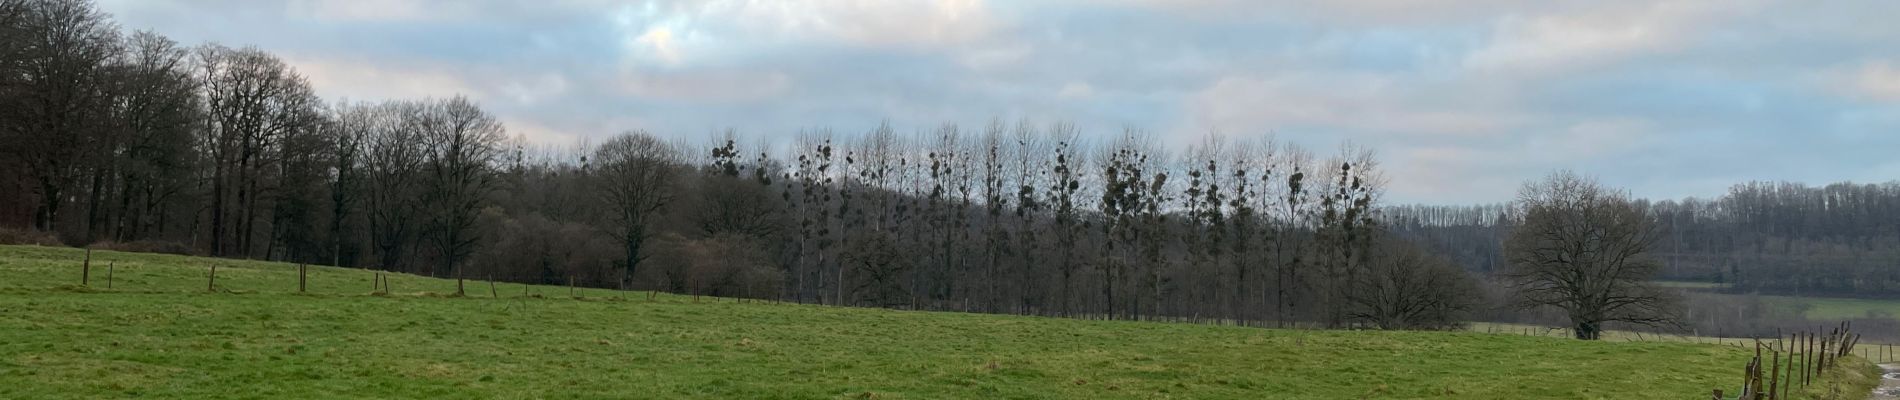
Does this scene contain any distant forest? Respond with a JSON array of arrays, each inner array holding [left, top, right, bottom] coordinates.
[[1390, 181, 1900, 298], [4, 0, 1896, 336]]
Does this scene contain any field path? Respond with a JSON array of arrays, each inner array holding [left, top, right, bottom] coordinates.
[[1876, 364, 1900, 400]]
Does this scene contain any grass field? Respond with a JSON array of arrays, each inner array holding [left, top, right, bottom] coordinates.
[[1765, 295, 1900, 320], [1653, 281, 1734, 290], [1655, 280, 1900, 321], [0, 245, 1874, 399]]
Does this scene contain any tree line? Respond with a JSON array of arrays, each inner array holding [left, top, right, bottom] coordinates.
[[1390, 180, 1900, 299], [7, 0, 1699, 338]]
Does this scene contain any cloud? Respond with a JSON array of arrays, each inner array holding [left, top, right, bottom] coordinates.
[[613, 0, 1006, 67], [287, 0, 441, 22], [1836, 60, 1900, 102], [1184, 72, 1526, 138], [95, 0, 1900, 204], [1462, 1, 1754, 74], [616, 69, 792, 103], [286, 56, 487, 102], [1057, 82, 1094, 99]]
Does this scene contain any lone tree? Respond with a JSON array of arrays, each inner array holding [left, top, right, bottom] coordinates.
[[1504, 171, 1676, 340]]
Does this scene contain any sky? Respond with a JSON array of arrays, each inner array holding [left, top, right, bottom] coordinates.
[[94, 0, 1900, 205]]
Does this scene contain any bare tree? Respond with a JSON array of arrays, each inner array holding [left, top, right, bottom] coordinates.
[[416, 96, 503, 287], [1273, 145, 1314, 324], [1007, 120, 1045, 313], [2, 0, 119, 234], [195, 44, 321, 257], [1227, 137, 1274, 322], [591, 130, 681, 292], [1098, 129, 1165, 319], [1348, 234, 1481, 330], [691, 134, 782, 239], [362, 101, 423, 271], [103, 31, 199, 242], [1315, 143, 1382, 327], [325, 101, 370, 267], [976, 120, 1008, 312], [1044, 123, 1083, 316], [1505, 170, 1678, 340]]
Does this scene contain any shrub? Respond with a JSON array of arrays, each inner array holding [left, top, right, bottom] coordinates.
[[87, 240, 199, 256], [0, 228, 61, 246], [648, 234, 780, 300]]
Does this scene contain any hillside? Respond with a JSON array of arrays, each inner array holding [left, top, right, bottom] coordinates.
[[0, 245, 1861, 399]]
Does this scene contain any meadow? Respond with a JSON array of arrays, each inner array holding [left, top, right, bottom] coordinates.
[[1658, 280, 1900, 321], [0, 245, 1875, 399]]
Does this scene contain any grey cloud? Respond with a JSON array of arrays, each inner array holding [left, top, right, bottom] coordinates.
[[95, 0, 1900, 204]]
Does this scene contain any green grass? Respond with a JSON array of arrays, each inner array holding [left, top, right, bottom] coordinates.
[[1653, 281, 1733, 290], [1762, 295, 1900, 320], [1653, 280, 1900, 321], [0, 245, 1859, 399]]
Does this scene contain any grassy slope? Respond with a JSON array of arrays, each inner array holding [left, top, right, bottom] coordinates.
[[1655, 280, 1900, 321], [0, 245, 1832, 399], [1767, 296, 1900, 320]]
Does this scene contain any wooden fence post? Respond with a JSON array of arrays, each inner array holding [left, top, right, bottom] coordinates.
[[105, 261, 113, 289], [208, 265, 217, 291], [1769, 350, 1781, 400], [298, 264, 307, 293], [82, 248, 92, 286], [1805, 331, 1813, 386], [1784, 345, 1794, 399], [488, 274, 497, 299]]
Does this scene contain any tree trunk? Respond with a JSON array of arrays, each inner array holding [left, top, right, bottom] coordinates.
[[1575, 321, 1602, 340], [621, 237, 641, 292]]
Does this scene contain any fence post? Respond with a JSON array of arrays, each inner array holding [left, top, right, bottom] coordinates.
[[105, 261, 113, 289], [207, 265, 217, 291], [298, 264, 307, 293], [1769, 350, 1781, 400], [1785, 345, 1795, 399], [488, 274, 498, 299], [1805, 331, 1813, 386], [82, 248, 92, 286]]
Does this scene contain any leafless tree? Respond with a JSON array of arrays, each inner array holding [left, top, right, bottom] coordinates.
[[1007, 120, 1045, 313], [974, 120, 1012, 312], [2, 0, 118, 234], [691, 134, 783, 239], [1273, 145, 1315, 324], [1098, 129, 1167, 319], [1044, 123, 1083, 316], [1315, 143, 1383, 326], [195, 44, 321, 257], [362, 101, 423, 271], [102, 31, 199, 242], [324, 101, 371, 266], [1504, 170, 1678, 340], [1348, 234, 1481, 330], [591, 130, 681, 291], [417, 96, 505, 286]]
